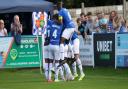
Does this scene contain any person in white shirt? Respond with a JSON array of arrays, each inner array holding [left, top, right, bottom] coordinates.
[[0, 19, 8, 36]]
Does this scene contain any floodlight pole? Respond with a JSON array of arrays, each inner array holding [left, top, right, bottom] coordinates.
[[81, 2, 85, 13], [123, 0, 126, 19]]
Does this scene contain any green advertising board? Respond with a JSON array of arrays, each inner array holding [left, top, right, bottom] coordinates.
[[0, 36, 43, 68]]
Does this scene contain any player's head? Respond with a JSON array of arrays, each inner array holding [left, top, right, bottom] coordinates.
[[52, 14, 58, 20], [52, 14, 62, 25], [57, 1, 63, 10]]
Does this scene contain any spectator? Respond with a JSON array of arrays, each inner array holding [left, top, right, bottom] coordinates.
[[108, 11, 122, 33], [113, 15, 122, 32], [126, 19, 128, 26], [108, 11, 116, 32], [98, 18, 108, 33], [94, 12, 103, 21], [0, 19, 8, 36], [11, 15, 23, 45], [76, 18, 86, 39], [109, 11, 117, 22], [126, 19, 128, 29], [94, 12, 109, 33], [94, 12, 104, 32], [119, 18, 128, 33], [80, 12, 88, 26], [96, 12, 104, 20], [85, 12, 94, 34]]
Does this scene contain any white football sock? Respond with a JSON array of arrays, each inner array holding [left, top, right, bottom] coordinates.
[[72, 62, 77, 75], [59, 67, 65, 80], [63, 63, 72, 75], [55, 63, 59, 80], [76, 58, 84, 75], [48, 63, 52, 80], [44, 63, 48, 80]]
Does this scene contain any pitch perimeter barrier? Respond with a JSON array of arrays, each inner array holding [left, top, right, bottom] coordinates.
[[79, 35, 94, 67], [0, 36, 42, 68], [94, 33, 115, 67], [115, 33, 128, 68], [79, 33, 128, 68], [0, 33, 128, 69]]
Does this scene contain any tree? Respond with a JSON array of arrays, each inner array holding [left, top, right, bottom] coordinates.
[[46, 0, 124, 8]]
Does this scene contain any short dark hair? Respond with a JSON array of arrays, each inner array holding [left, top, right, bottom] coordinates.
[[80, 12, 85, 17], [96, 12, 102, 15], [52, 14, 59, 20], [57, 0, 63, 5], [87, 12, 92, 16]]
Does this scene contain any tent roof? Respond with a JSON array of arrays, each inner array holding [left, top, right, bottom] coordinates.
[[0, 0, 53, 13]]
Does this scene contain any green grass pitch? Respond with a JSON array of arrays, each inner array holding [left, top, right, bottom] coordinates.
[[0, 67, 128, 89]]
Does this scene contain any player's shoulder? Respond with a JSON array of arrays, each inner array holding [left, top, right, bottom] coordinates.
[[51, 21, 61, 28], [60, 8, 68, 12], [48, 20, 54, 25], [48, 19, 52, 23], [47, 20, 53, 29], [62, 8, 67, 10]]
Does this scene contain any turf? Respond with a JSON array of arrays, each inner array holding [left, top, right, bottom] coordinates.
[[0, 67, 128, 89]]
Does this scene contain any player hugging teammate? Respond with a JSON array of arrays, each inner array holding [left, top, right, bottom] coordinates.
[[44, 1, 85, 82]]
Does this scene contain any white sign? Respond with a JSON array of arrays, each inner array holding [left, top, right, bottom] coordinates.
[[76, 9, 81, 15], [117, 5, 122, 11], [0, 37, 13, 53], [79, 35, 94, 67]]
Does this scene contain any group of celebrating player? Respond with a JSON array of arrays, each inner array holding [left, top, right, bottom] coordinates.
[[43, 1, 85, 82]]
